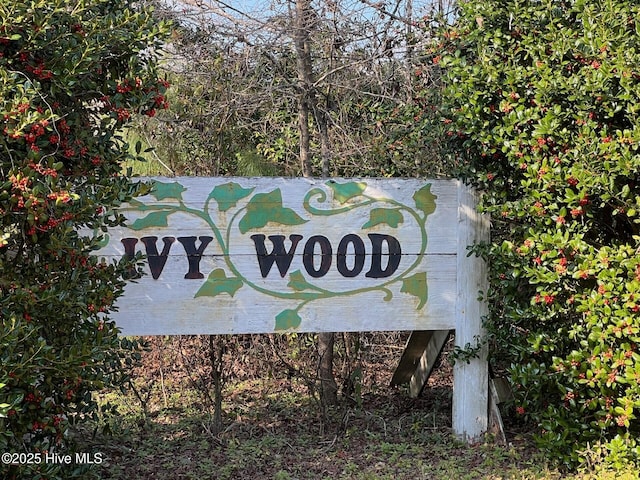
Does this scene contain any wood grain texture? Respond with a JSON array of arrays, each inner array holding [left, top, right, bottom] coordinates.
[[96, 177, 460, 335], [452, 182, 490, 443], [408, 330, 451, 398]]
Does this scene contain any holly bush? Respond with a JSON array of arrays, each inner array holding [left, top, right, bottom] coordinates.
[[435, 0, 640, 469], [0, 1, 168, 478]]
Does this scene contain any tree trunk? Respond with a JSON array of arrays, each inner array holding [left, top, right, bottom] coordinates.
[[313, 100, 331, 178], [318, 331, 338, 405], [294, 0, 338, 405], [209, 334, 224, 434], [294, 0, 313, 177], [298, 103, 312, 177]]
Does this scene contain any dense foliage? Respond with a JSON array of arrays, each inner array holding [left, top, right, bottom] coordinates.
[[436, 0, 640, 468], [0, 1, 168, 478]]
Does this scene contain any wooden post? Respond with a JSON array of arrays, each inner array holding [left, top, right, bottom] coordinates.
[[452, 181, 489, 442]]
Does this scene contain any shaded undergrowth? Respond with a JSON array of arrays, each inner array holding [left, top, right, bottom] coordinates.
[[76, 334, 639, 479], [84, 382, 540, 480]]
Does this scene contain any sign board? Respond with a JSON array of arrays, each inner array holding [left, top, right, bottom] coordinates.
[[95, 176, 489, 441], [98, 177, 460, 335]]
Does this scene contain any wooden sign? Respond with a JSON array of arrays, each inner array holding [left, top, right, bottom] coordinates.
[[95, 177, 489, 441], [97, 177, 463, 335]]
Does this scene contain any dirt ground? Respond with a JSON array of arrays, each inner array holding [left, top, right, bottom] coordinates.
[[80, 333, 555, 480]]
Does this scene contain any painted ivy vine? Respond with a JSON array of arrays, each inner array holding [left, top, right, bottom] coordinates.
[[123, 179, 437, 330]]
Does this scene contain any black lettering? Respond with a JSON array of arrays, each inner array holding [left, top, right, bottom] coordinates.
[[177, 236, 214, 279], [303, 235, 332, 278], [336, 234, 365, 277], [140, 236, 176, 280], [251, 234, 303, 278], [365, 234, 401, 278], [120, 238, 141, 279]]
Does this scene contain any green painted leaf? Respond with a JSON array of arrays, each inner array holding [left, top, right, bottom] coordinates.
[[151, 181, 186, 201], [208, 182, 254, 212], [327, 180, 367, 203], [362, 208, 404, 229], [401, 272, 428, 309], [96, 234, 110, 249], [129, 211, 171, 230], [413, 184, 437, 218], [194, 269, 243, 298], [275, 309, 302, 330], [238, 189, 307, 233], [288, 270, 315, 291]]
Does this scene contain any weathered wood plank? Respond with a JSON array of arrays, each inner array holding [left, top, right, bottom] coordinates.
[[488, 378, 507, 445], [389, 329, 451, 393], [105, 254, 457, 335], [491, 377, 513, 404], [95, 177, 459, 335], [452, 182, 490, 443], [99, 177, 459, 256], [390, 331, 437, 387], [409, 330, 451, 398]]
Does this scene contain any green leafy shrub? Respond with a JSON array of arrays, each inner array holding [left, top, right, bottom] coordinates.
[[434, 0, 640, 469], [0, 1, 168, 478]]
